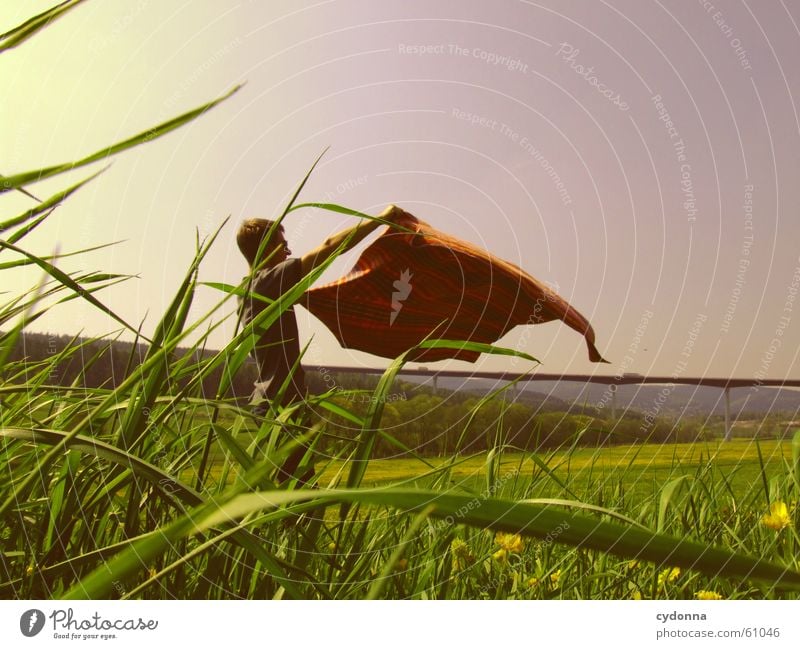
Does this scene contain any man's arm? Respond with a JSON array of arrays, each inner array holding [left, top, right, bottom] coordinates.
[[300, 204, 402, 276]]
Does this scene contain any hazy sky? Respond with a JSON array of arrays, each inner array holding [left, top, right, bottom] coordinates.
[[2, 0, 799, 381]]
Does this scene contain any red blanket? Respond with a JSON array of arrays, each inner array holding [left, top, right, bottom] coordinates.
[[302, 208, 606, 363]]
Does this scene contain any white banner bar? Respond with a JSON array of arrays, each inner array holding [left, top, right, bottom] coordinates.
[[1, 600, 798, 648]]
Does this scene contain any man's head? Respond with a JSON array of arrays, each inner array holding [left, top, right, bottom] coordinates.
[[237, 218, 291, 269]]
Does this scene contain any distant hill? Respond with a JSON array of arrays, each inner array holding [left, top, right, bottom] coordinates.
[[406, 375, 800, 417]]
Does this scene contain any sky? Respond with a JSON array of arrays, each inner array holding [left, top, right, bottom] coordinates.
[[1, 0, 799, 381]]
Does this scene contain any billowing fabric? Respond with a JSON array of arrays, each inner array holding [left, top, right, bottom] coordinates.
[[302, 208, 606, 364]]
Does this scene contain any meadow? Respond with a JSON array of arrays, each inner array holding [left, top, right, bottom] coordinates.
[[336, 439, 794, 498], [2, 2, 800, 601]]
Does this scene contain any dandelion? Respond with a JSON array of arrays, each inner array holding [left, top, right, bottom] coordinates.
[[695, 590, 723, 600], [657, 566, 680, 588], [549, 570, 561, 587], [451, 537, 468, 556], [495, 531, 524, 554], [492, 548, 508, 563], [526, 576, 540, 588], [450, 538, 475, 571], [761, 501, 791, 531]]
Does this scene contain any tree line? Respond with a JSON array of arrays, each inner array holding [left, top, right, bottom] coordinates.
[[10, 332, 775, 458]]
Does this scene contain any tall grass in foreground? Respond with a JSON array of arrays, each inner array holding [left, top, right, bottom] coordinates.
[[2, 1, 800, 600]]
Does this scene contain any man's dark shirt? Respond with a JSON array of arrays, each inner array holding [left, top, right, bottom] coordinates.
[[239, 257, 306, 408]]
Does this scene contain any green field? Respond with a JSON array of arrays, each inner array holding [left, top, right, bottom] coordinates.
[[346, 439, 793, 495]]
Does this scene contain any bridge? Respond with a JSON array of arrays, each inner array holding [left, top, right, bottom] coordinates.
[[307, 366, 800, 441]]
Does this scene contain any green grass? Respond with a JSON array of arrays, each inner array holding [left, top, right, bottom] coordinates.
[[2, 2, 800, 601]]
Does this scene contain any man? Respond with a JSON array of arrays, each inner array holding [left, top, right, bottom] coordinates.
[[236, 205, 401, 481]]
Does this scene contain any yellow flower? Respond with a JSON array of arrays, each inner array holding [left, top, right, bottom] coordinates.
[[495, 532, 525, 554], [493, 548, 508, 563], [451, 538, 469, 556], [549, 570, 561, 586], [695, 590, 723, 600], [526, 576, 540, 588], [450, 538, 475, 571], [762, 501, 791, 531], [657, 567, 681, 588]]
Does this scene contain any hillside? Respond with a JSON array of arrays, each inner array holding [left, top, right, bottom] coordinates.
[[407, 376, 800, 417]]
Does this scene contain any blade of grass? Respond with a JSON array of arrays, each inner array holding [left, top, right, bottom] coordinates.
[[657, 475, 689, 532], [365, 504, 436, 599], [0, 427, 205, 506], [0, 85, 242, 194], [181, 487, 800, 589], [0, 0, 89, 53], [0, 167, 107, 234], [0, 240, 124, 271], [0, 237, 145, 339], [3, 427, 307, 599]]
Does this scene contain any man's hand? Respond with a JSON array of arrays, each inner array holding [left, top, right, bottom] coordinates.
[[377, 204, 412, 231], [377, 204, 402, 225], [301, 205, 400, 276]]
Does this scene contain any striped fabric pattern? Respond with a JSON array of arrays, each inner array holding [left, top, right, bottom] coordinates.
[[302, 208, 607, 364]]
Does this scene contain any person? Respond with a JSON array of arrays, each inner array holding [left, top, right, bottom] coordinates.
[[235, 205, 402, 483]]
